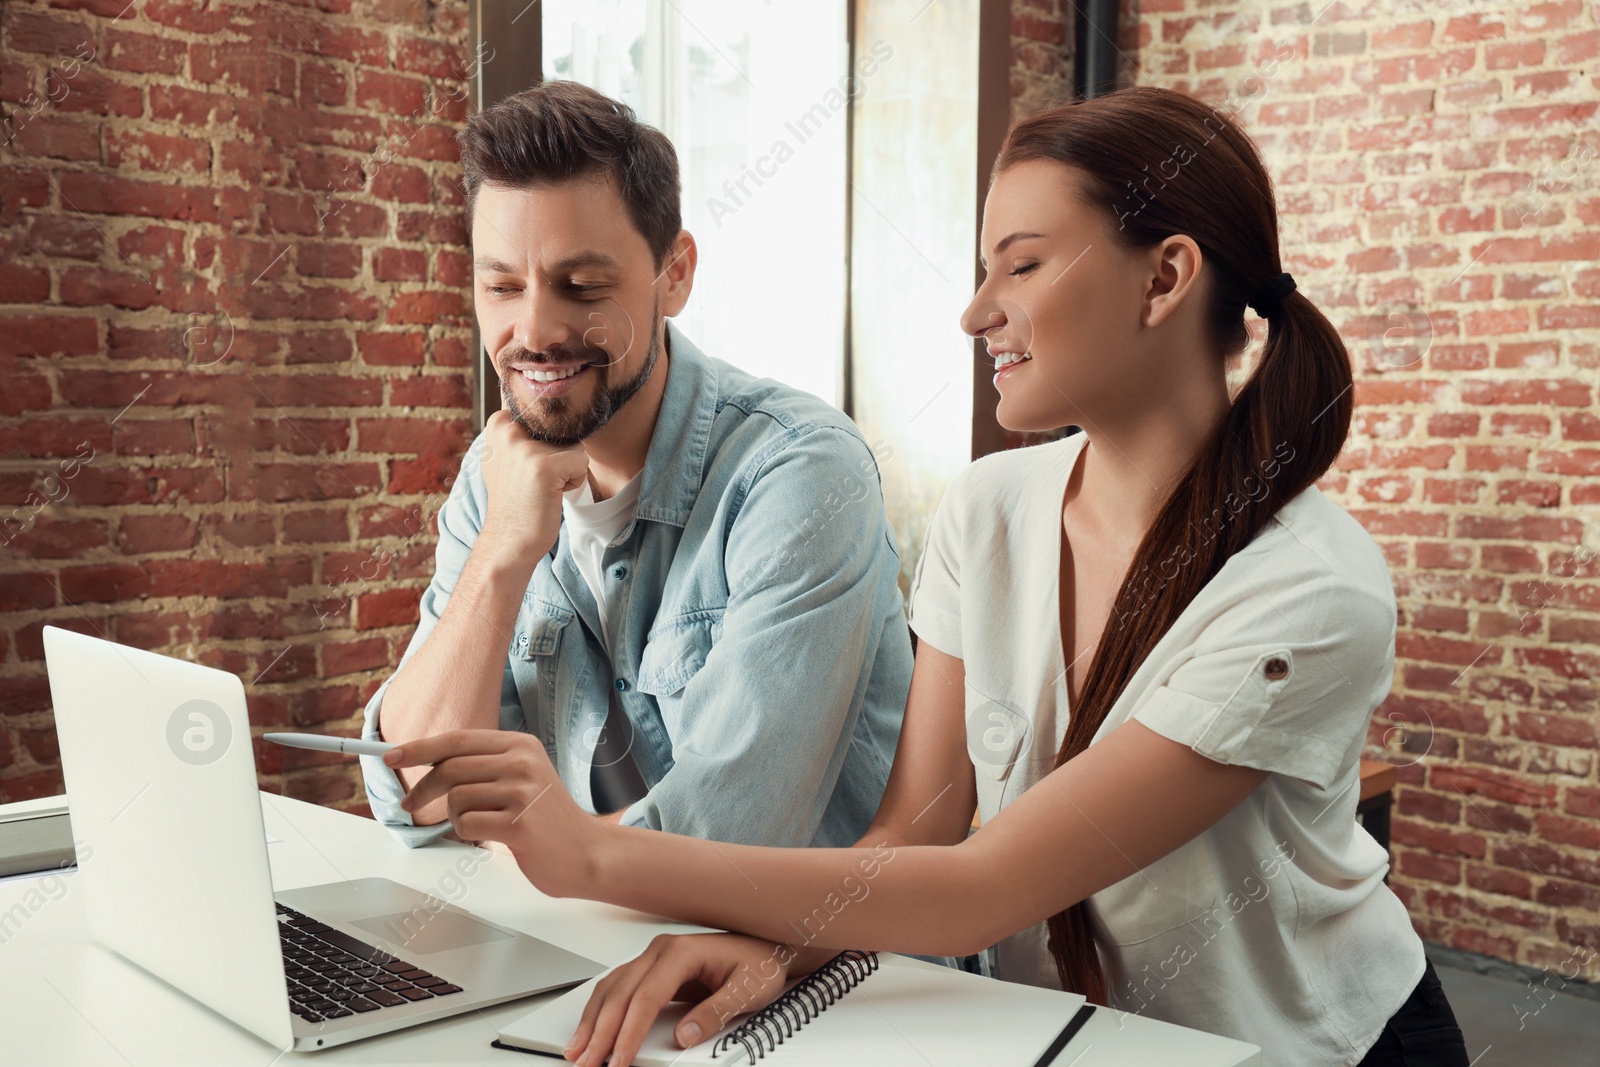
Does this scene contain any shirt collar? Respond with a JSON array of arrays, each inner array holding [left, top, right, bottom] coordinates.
[[633, 319, 718, 529]]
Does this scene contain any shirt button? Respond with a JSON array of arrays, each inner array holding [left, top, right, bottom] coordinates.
[[612, 564, 628, 580], [1264, 657, 1289, 680], [614, 678, 629, 692]]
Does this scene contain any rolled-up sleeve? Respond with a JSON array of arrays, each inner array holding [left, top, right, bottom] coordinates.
[[359, 435, 522, 847], [618, 426, 904, 845], [1133, 573, 1397, 790]]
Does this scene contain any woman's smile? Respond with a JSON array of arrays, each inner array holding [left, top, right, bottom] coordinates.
[[992, 349, 1033, 384]]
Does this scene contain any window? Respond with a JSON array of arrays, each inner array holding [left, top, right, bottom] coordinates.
[[543, 0, 850, 406]]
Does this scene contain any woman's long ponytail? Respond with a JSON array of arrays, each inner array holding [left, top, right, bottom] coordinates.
[[994, 87, 1355, 1003]]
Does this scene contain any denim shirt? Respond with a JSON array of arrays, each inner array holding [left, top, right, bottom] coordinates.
[[360, 323, 912, 849]]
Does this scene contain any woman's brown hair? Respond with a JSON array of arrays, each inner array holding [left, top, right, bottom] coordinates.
[[995, 86, 1354, 1003]]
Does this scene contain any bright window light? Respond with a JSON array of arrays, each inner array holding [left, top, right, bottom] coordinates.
[[543, 0, 850, 407]]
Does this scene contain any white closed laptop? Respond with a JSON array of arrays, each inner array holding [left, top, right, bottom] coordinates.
[[42, 625, 603, 1052]]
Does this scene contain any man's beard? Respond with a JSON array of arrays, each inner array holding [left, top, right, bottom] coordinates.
[[497, 299, 662, 446]]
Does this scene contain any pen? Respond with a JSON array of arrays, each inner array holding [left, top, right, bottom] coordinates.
[[263, 732, 398, 758], [1032, 1003, 1096, 1067]]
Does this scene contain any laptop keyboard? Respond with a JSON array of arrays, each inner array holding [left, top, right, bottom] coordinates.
[[276, 902, 463, 1023]]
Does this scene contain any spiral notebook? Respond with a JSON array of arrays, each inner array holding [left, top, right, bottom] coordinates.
[[493, 950, 1086, 1066]]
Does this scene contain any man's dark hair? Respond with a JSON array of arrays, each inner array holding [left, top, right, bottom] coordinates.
[[457, 80, 682, 267]]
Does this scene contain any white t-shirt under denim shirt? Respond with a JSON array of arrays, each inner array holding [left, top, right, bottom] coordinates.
[[563, 470, 652, 813], [562, 470, 645, 651], [907, 432, 1425, 1067]]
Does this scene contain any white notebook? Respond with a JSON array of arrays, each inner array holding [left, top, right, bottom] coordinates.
[[494, 950, 1087, 1066]]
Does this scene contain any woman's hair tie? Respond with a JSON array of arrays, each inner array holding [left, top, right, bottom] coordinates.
[[1248, 272, 1296, 318]]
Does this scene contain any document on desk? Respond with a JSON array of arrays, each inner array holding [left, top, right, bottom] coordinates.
[[493, 951, 1086, 1066], [0, 810, 75, 879], [0, 821, 280, 883]]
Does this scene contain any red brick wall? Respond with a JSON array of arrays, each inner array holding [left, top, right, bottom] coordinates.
[[9, 0, 1591, 982], [1128, 1, 1600, 979], [1, 2, 1102, 813], [1013, 0, 1073, 119], [1, 0, 478, 810]]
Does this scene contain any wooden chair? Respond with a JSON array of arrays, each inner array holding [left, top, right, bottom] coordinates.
[[1357, 759, 1398, 848], [1357, 759, 1398, 880]]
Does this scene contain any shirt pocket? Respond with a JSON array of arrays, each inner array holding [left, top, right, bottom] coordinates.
[[510, 601, 576, 743], [516, 600, 576, 659], [636, 610, 724, 698], [965, 696, 1030, 781]]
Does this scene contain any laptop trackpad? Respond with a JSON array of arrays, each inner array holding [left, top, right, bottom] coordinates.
[[349, 909, 513, 955]]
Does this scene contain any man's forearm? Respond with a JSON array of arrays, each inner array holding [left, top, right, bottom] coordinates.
[[380, 531, 537, 822]]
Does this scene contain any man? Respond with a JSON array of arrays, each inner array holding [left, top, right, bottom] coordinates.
[[360, 81, 912, 850]]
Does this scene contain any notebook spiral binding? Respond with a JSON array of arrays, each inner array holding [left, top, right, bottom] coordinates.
[[711, 949, 879, 1063]]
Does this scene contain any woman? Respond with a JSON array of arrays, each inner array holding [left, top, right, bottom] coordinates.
[[389, 86, 1468, 1067]]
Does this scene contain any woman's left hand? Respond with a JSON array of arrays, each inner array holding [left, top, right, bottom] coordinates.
[[567, 933, 799, 1067], [386, 729, 593, 896]]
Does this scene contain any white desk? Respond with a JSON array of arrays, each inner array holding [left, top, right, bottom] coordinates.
[[0, 793, 1261, 1066]]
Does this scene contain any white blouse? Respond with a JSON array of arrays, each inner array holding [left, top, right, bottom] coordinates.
[[907, 432, 1425, 1067]]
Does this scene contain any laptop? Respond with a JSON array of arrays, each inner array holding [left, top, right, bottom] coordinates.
[[42, 625, 604, 1052]]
